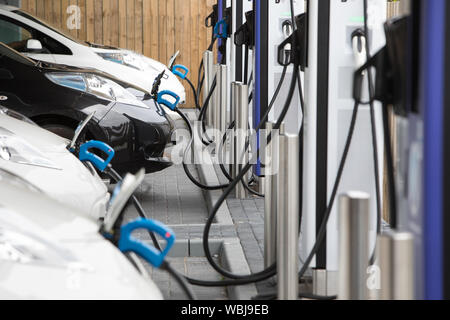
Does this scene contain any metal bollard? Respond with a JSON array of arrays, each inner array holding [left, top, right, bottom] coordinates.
[[203, 51, 214, 127], [264, 122, 284, 268], [230, 82, 240, 179], [277, 134, 300, 300], [378, 231, 414, 300], [213, 65, 228, 135], [234, 83, 249, 199], [338, 192, 370, 300], [229, 83, 236, 174]]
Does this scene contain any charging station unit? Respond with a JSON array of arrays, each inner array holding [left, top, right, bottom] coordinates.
[[421, 0, 450, 301], [302, 0, 386, 293], [385, 0, 450, 301], [388, 0, 425, 300], [397, 0, 450, 300], [223, 0, 253, 135], [231, 0, 253, 85], [252, 0, 305, 179], [253, 0, 304, 135]]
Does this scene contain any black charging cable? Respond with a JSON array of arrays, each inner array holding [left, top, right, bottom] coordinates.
[[362, 0, 383, 265]]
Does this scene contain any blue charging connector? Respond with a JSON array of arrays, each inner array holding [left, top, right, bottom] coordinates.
[[119, 219, 176, 268], [78, 140, 115, 172], [172, 64, 189, 80], [214, 19, 228, 39], [157, 90, 181, 111]]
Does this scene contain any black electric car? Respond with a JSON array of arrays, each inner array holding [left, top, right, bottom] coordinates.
[[0, 42, 173, 175]]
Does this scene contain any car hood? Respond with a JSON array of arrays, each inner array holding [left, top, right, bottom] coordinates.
[[0, 113, 69, 153], [91, 47, 167, 73], [0, 183, 163, 300], [90, 48, 187, 103], [0, 113, 109, 220], [0, 182, 99, 241]]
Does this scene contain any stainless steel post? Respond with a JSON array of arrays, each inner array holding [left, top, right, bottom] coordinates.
[[277, 134, 300, 300], [264, 122, 284, 268], [234, 83, 248, 199], [214, 64, 228, 134], [231, 82, 241, 179], [378, 231, 414, 300], [203, 51, 214, 127], [338, 192, 370, 300]]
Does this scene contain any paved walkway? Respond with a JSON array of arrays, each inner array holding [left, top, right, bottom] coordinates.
[[121, 164, 230, 300], [120, 111, 281, 299], [123, 164, 209, 226]]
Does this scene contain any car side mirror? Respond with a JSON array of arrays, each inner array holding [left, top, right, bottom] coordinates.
[[26, 39, 43, 52]]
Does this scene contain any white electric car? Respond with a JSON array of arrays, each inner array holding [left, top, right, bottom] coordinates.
[[0, 5, 186, 109], [0, 173, 163, 300], [0, 109, 110, 220]]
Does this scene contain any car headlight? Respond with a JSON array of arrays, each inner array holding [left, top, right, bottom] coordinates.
[[45, 72, 149, 109], [96, 52, 143, 71], [0, 210, 91, 270], [0, 127, 61, 170]]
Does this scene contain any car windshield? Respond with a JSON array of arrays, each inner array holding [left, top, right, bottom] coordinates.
[[0, 42, 37, 66], [12, 9, 88, 47]]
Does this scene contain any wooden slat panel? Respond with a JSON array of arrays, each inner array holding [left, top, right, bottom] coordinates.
[[126, 0, 135, 50], [22, 0, 30, 12], [191, 0, 201, 106], [93, 0, 103, 44], [85, 0, 95, 42], [157, 0, 167, 62], [78, 0, 87, 41], [52, 0, 62, 30], [68, 0, 78, 37], [134, 0, 143, 54], [36, 0, 45, 20], [60, 0, 70, 34], [44, 0, 53, 25], [110, 0, 119, 46], [102, 0, 111, 45], [26, 0, 37, 16], [166, 0, 175, 66], [149, 0, 159, 59], [118, 0, 127, 48]]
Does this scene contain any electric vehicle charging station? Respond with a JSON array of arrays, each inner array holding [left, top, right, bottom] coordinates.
[[301, 0, 387, 295], [231, 0, 253, 85], [376, 0, 450, 300], [5, 0, 450, 304], [254, 0, 304, 135]]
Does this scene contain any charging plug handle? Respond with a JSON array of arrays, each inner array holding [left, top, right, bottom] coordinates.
[[119, 219, 176, 268]]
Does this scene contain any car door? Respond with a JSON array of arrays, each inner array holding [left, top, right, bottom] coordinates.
[[0, 15, 58, 63]]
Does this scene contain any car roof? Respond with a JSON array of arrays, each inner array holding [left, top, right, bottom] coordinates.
[[0, 5, 19, 12]]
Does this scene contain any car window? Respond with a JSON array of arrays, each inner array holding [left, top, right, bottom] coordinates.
[[13, 10, 85, 47], [0, 18, 32, 52], [0, 15, 72, 55], [0, 42, 37, 66]]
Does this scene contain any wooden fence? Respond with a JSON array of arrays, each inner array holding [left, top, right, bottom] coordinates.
[[20, 0, 216, 107]]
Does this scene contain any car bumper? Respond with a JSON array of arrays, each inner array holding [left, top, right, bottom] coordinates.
[[100, 101, 173, 175]]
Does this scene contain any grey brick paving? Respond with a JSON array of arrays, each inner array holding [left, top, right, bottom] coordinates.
[[122, 164, 209, 226], [147, 257, 228, 301]]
